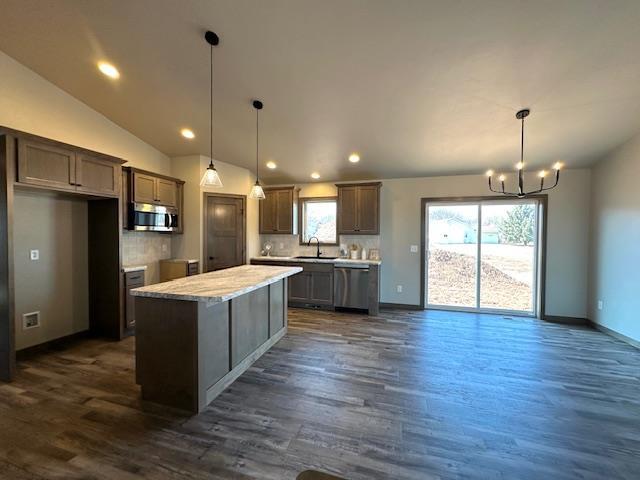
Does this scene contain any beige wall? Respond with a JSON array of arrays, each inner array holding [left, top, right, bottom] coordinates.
[[171, 155, 260, 267], [2, 50, 174, 346], [275, 170, 591, 317], [13, 191, 89, 350], [589, 133, 640, 342], [0, 51, 171, 173]]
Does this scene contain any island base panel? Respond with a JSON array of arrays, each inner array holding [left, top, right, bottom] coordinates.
[[135, 280, 287, 414]]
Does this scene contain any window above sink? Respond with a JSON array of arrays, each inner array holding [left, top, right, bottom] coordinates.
[[300, 197, 338, 245]]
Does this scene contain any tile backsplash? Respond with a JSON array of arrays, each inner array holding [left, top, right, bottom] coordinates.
[[122, 232, 172, 284], [259, 234, 380, 259]]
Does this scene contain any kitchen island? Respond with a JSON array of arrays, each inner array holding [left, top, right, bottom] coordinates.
[[131, 264, 302, 414]]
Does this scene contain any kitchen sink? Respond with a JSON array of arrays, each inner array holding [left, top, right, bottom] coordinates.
[[294, 256, 338, 260]]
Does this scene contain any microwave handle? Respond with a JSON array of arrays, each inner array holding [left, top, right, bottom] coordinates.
[[164, 214, 171, 228]]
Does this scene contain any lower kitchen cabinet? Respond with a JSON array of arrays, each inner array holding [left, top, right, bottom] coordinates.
[[252, 260, 333, 308], [124, 269, 146, 331], [251, 259, 380, 314]]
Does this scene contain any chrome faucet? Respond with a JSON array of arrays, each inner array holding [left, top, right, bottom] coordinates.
[[307, 237, 321, 258]]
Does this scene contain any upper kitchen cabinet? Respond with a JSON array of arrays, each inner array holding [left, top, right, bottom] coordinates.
[[259, 186, 298, 234], [125, 167, 181, 208], [337, 182, 381, 234], [17, 138, 77, 192], [122, 167, 185, 233], [75, 153, 121, 197], [16, 136, 122, 197]]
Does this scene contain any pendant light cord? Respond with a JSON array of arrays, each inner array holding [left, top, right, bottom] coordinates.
[[256, 107, 260, 181], [521, 115, 524, 164], [210, 43, 214, 166]]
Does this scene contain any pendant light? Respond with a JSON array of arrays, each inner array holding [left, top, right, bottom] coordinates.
[[486, 109, 562, 198], [249, 100, 266, 200], [200, 30, 223, 188]]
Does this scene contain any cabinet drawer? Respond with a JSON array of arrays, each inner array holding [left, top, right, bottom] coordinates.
[[125, 272, 145, 287], [187, 262, 199, 276]]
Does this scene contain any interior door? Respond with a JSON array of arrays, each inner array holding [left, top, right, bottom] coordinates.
[[205, 195, 245, 272]]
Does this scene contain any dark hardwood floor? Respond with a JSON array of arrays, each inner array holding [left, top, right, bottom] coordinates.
[[1, 308, 639, 479]]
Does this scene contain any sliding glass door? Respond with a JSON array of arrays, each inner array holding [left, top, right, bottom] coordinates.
[[425, 199, 540, 316]]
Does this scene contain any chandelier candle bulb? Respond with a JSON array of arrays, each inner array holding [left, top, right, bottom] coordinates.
[[486, 169, 494, 177]]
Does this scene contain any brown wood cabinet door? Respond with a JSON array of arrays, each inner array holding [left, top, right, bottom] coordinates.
[[17, 138, 76, 191], [356, 185, 380, 234], [288, 272, 311, 303], [125, 271, 145, 329], [156, 178, 177, 207], [275, 189, 293, 233], [133, 173, 157, 204], [259, 190, 277, 233], [338, 186, 358, 233], [75, 154, 121, 197], [205, 195, 245, 272], [310, 271, 334, 305]]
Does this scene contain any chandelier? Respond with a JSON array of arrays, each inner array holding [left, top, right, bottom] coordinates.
[[486, 109, 562, 198]]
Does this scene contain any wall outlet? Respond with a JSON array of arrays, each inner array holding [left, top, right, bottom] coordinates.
[[162, 244, 168, 253], [410, 245, 418, 253], [22, 311, 40, 330], [30, 249, 39, 260], [279, 243, 284, 249], [597, 300, 603, 310], [396, 285, 403, 293]]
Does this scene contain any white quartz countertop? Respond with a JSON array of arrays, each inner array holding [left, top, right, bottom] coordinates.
[[122, 265, 147, 273], [131, 264, 302, 304], [252, 256, 382, 266]]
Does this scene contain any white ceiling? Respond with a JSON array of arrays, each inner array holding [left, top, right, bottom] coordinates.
[[1, 0, 640, 184]]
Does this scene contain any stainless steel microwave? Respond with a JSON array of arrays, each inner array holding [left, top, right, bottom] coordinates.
[[129, 202, 178, 232]]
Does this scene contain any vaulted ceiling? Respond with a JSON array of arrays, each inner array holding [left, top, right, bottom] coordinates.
[[2, 0, 640, 183]]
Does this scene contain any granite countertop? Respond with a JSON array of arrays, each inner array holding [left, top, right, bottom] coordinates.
[[252, 255, 382, 266], [122, 265, 147, 273], [131, 264, 302, 305]]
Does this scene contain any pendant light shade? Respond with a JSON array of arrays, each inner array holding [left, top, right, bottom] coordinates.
[[249, 181, 265, 200], [248, 100, 265, 200], [200, 30, 223, 188], [200, 160, 223, 187]]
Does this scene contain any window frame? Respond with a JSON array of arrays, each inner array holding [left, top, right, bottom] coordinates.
[[298, 196, 339, 246]]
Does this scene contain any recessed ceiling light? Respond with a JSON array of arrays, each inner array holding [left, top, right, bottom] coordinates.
[[98, 61, 120, 79], [180, 128, 195, 139], [348, 153, 360, 163], [310, 172, 320, 180], [266, 161, 277, 169]]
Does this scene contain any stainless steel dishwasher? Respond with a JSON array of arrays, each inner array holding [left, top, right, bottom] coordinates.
[[334, 263, 369, 309]]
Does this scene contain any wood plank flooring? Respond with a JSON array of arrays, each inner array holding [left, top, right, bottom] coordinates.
[[1, 308, 639, 479]]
